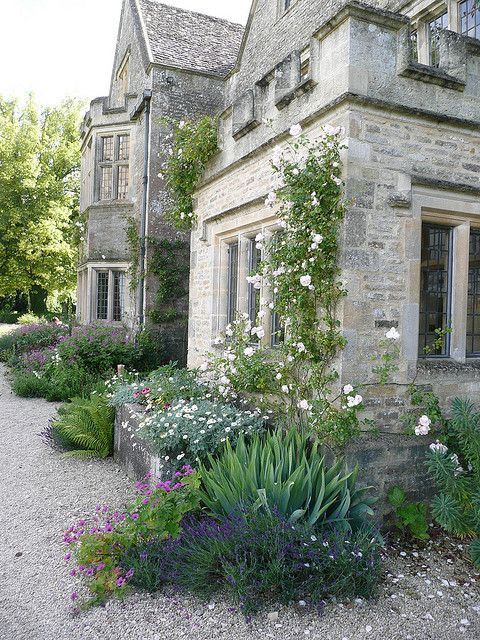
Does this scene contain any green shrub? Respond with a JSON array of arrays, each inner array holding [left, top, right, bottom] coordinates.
[[426, 397, 480, 567], [17, 312, 43, 325], [0, 308, 18, 323], [0, 323, 67, 361], [387, 486, 429, 540], [140, 398, 266, 467], [200, 428, 376, 528], [11, 371, 51, 398], [44, 363, 99, 402], [52, 392, 114, 458], [123, 509, 382, 614]]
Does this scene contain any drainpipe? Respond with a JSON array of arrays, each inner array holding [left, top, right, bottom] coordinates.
[[131, 89, 152, 331]]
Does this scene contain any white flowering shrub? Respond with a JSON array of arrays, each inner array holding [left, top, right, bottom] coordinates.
[[139, 398, 266, 467], [202, 125, 371, 446]]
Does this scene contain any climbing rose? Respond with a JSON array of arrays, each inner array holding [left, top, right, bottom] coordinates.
[[385, 327, 400, 340], [290, 123, 303, 137], [297, 399, 311, 410], [343, 384, 354, 395], [300, 275, 312, 287], [346, 394, 363, 408], [418, 415, 431, 428], [244, 347, 254, 357]]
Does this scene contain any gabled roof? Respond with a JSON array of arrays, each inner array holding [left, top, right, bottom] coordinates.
[[137, 0, 244, 77]]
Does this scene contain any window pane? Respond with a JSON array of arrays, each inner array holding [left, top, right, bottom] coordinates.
[[117, 165, 129, 200], [429, 11, 448, 67], [271, 232, 285, 347], [284, 0, 292, 10], [418, 224, 452, 356], [248, 239, 262, 326], [300, 47, 310, 81], [467, 231, 480, 356], [410, 31, 418, 62], [99, 166, 113, 200], [101, 136, 114, 161], [113, 271, 125, 322], [96, 272, 109, 320], [459, 0, 480, 39], [227, 243, 239, 324], [117, 135, 130, 161]]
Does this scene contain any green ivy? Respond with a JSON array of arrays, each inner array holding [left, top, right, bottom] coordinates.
[[125, 216, 140, 291], [163, 117, 218, 231], [148, 238, 190, 324]]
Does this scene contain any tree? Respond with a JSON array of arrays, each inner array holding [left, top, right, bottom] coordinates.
[[0, 95, 82, 309]]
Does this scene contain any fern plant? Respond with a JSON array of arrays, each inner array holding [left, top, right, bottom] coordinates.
[[426, 397, 480, 567], [200, 428, 376, 529], [52, 392, 114, 458]]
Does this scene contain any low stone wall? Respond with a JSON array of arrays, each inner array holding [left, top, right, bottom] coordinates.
[[114, 404, 433, 523], [114, 404, 171, 481]]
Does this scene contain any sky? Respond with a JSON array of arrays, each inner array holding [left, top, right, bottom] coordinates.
[[0, 0, 251, 108]]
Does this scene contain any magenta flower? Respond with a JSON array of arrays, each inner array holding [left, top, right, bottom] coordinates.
[[70, 592, 78, 601], [96, 563, 106, 571], [69, 569, 77, 577], [142, 498, 149, 505], [130, 513, 139, 521], [64, 553, 71, 561], [141, 388, 151, 395], [104, 523, 113, 533], [125, 569, 134, 579], [116, 577, 126, 588]]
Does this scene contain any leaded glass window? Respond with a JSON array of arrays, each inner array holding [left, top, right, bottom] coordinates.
[[227, 243, 239, 324], [112, 271, 125, 322], [418, 224, 453, 357], [429, 11, 448, 67], [467, 230, 480, 356], [248, 239, 262, 325], [459, 0, 480, 39], [97, 133, 130, 201], [96, 272, 109, 320]]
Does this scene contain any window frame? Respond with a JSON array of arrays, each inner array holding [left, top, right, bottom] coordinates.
[[94, 268, 127, 323], [95, 132, 130, 203], [458, 0, 480, 39]]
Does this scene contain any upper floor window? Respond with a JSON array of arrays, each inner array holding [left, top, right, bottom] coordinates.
[[97, 133, 130, 202], [467, 230, 480, 356], [429, 10, 449, 66], [459, 0, 480, 38], [118, 58, 129, 95]]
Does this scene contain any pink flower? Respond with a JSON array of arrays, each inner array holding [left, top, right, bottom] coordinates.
[[141, 388, 151, 395], [116, 577, 126, 588]]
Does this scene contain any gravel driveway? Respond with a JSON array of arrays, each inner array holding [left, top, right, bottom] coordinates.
[[0, 362, 479, 640]]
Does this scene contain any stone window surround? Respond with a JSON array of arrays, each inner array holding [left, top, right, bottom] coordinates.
[[408, 185, 480, 365], [78, 262, 130, 324], [211, 214, 282, 346], [408, 0, 475, 64], [94, 128, 131, 204], [116, 49, 131, 95]]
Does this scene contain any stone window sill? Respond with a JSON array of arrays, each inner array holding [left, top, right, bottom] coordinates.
[[417, 358, 480, 375], [398, 62, 465, 91], [275, 77, 317, 110]]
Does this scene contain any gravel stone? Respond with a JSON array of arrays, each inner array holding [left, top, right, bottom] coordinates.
[[0, 362, 479, 639]]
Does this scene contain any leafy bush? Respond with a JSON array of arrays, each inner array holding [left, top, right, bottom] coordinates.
[[63, 468, 200, 605], [387, 486, 429, 540], [50, 393, 114, 458], [11, 363, 99, 402], [0, 308, 18, 323], [122, 509, 382, 614], [140, 398, 266, 467], [109, 364, 206, 408], [0, 322, 67, 361], [200, 429, 376, 528], [11, 371, 51, 398], [17, 312, 43, 325], [55, 325, 139, 375], [426, 397, 480, 567]]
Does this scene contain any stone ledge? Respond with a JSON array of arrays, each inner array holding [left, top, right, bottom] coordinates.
[[398, 62, 465, 92]]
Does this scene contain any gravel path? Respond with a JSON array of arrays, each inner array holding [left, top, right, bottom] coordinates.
[[0, 363, 479, 640]]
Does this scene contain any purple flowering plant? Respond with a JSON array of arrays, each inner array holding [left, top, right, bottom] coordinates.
[[63, 465, 200, 606]]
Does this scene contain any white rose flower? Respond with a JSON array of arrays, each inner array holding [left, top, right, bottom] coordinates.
[[276, 373, 282, 380], [312, 233, 323, 244], [297, 342, 306, 353], [297, 399, 311, 410], [290, 123, 303, 137], [343, 384, 354, 395], [346, 394, 363, 408], [244, 347, 254, 357], [256, 327, 265, 339], [300, 275, 312, 287], [265, 191, 277, 208], [385, 327, 400, 340], [418, 415, 431, 428], [281, 385, 289, 393], [415, 424, 430, 436]]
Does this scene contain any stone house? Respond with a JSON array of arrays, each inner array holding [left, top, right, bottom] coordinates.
[[80, 0, 480, 494], [185, 0, 480, 494], [77, 0, 243, 361]]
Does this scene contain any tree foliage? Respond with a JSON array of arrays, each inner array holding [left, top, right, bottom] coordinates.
[[0, 95, 82, 304]]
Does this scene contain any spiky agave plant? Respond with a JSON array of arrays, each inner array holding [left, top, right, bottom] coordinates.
[[51, 393, 114, 458], [199, 428, 376, 529], [426, 397, 480, 567]]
